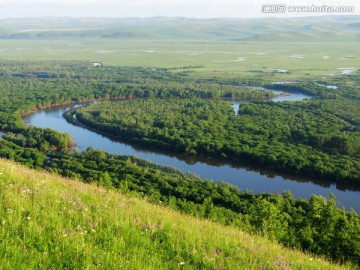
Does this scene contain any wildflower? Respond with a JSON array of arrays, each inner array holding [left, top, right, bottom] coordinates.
[[63, 234, 67, 237], [309, 258, 313, 261], [26, 216, 31, 220], [178, 262, 185, 266]]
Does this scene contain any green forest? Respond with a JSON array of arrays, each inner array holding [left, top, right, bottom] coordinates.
[[0, 60, 359, 266], [72, 99, 360, 184]]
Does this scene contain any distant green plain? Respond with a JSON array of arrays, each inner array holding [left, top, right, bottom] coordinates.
[[1, 39, 359, 81]]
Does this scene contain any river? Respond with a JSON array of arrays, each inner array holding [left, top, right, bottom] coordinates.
[[22, 92, 360, 213]]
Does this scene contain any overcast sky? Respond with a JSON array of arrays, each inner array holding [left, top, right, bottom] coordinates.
[[0, 0, 359, 18]]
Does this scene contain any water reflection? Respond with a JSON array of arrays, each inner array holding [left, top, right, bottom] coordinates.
[[230, 88, 312, 115], [22, 100, 360, 213]]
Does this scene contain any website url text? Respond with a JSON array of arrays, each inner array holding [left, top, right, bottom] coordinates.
[[261, 4, 355, 14]]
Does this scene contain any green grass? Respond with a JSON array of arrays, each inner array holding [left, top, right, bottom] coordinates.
[[0, 16, 359, 81], [0, 39, 358, 81], [0, 158, 353, 269]]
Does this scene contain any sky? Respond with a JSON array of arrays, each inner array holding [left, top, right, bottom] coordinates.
[[0, 0, 359, 18]]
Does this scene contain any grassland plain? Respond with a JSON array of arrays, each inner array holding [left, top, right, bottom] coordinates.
[[0, 158, 354, 269], [0, 16, 359, 80], [0, 39, 359, 80], [0, 16, 360, 81]]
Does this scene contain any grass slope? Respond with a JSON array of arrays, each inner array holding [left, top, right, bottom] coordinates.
[[1, 16, 359, 41], [0, 159, 352, 269]]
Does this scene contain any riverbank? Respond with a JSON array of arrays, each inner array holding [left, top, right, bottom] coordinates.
[[21, 93, 360, 213], [72, 98, 359, 186]]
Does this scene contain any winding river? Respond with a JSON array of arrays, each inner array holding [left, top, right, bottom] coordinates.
[[22, 92, 360, 213]]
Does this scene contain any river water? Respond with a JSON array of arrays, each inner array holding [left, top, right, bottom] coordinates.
[[22, 93, 360, 213]]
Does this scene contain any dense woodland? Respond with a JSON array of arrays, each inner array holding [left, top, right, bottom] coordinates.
[[72, 99, 360, 184], [0, 60, 359, 266]]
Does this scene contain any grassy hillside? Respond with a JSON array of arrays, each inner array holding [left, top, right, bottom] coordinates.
[[0, 158, 353, 269], [0, 16, 359, 41]]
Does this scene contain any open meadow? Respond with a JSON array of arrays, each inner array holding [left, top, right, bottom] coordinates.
[[0, 16, 359, 80], [1, 39, 359, 80]]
